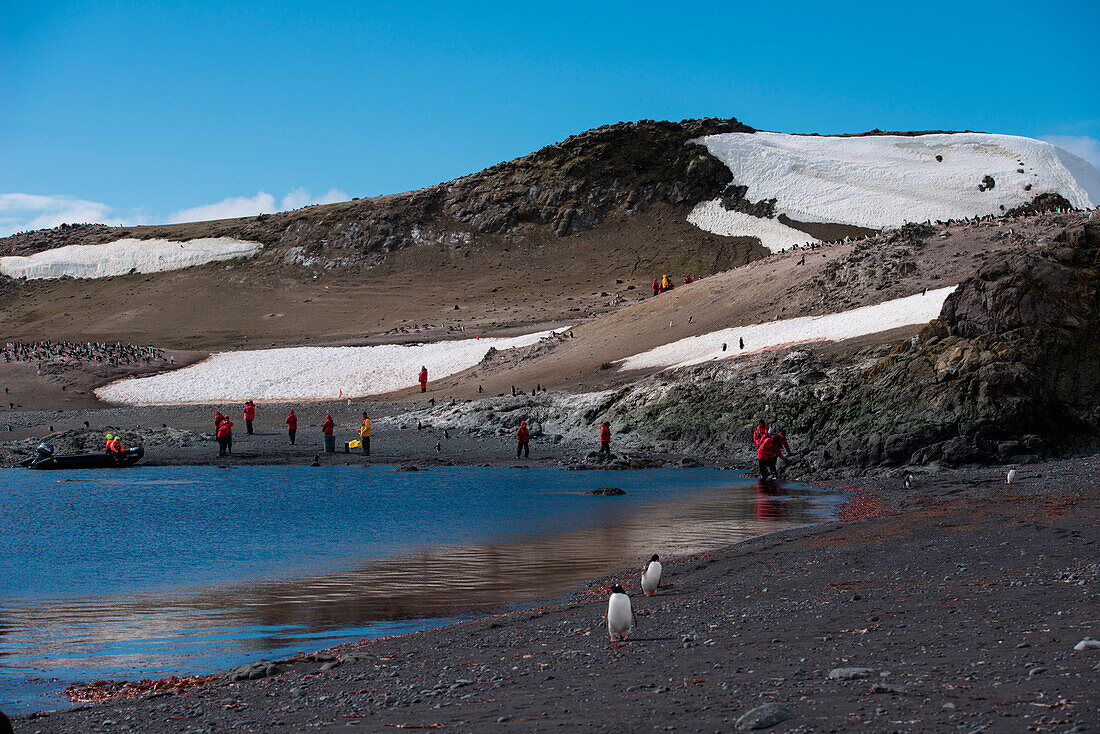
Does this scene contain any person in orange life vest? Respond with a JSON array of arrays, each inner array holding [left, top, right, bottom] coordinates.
[[419, 366, 428, 393], [286, 410, 297, 445], [244, 401, 255, 435], [516, 420, 530, 459], [322, 414, 336, 453], [598, 421, 612, 460]]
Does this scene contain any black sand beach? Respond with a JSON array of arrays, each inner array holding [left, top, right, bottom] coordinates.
[[16, 456, 1098, 733]]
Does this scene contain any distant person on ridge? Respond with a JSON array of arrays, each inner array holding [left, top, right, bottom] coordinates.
[[599, 421, 612, 460], [359, 412, 371, 456], [244, 400, 255, 435], [419, 366, 428, 393], [517, 420, 530, 459], [661, 274, 672, 292], [652, 278, 660, 296], [684, 275, 692, 284], [286, 410, 297, 445], [322, 414, 335, 453]]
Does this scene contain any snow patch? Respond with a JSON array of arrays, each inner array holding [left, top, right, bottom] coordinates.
[[95, 331, 560, 405], [689, 132, 1100, 247], [0, 237, 263, 280], [618, 286, 957, 372], [687, 200, 818, 252]]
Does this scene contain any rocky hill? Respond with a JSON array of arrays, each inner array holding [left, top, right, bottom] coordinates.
[[0, 118, 752, 264]]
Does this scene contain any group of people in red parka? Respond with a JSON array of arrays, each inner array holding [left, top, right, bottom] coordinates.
[[753, 420, 792, 479], [652, 273, 695, 295]]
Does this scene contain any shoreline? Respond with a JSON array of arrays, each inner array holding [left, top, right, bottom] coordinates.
[[15, 455, 1099, 732]]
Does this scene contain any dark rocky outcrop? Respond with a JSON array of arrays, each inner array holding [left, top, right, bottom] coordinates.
[[587, 219, 1100, 473]]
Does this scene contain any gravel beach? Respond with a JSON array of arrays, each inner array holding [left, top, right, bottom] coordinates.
[[14, 456, 1098, 733]]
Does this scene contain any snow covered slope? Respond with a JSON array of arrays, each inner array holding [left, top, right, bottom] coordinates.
[[0, 237, 262, 279], [618, 286, 956, 372], [95, 331, 558, 404], [690, 132, 1100, 251]]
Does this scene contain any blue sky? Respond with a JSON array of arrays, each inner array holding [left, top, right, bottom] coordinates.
[[2, 0, 1098, 235]]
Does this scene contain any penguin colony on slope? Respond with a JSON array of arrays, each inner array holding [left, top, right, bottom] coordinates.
[[604, 554, 663, 641]]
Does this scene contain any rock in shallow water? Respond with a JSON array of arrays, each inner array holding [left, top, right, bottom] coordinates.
[[735, 702, 793, 730], [586, 487, 625, 495]]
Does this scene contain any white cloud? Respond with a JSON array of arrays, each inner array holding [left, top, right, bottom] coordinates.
[[167, 191, 277, 224], [0, 187, 353, 238], [0, 193, 126, 236], [280, 187, 349, 211], [1042, 135, 1100, 170]]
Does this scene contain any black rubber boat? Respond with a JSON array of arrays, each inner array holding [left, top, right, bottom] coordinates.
[[19, 443, 145, 470]]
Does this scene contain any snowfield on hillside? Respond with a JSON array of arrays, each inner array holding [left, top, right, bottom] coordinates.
[[618, 286, 957, 371], [95, 331, 558, 404], [689, 132, 1100, 251], [0, 237, 263, 280], [687, 201, 819, 250]]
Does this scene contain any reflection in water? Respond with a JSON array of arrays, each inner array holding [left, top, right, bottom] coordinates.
[[0, 467, 838, 713]]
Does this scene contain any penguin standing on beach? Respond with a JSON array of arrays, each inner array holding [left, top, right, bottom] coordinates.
[[605, 584, 637, 642], [904, 473, 913, 490], [1007, 467, 1017, 484], [641, 554, 662, 597]]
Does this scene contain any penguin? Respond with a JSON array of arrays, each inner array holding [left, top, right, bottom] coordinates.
[[641, 554, 662, 597], [310, 454, 321, 467], [904, 473, 913, 490], [1007, 467, 1017, 485], [605, 583, 636, 641]]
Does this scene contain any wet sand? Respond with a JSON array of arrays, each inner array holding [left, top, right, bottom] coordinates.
[[17, 456, 1098, 733]]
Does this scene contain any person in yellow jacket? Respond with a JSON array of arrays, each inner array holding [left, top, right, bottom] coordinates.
[[661, 274, 671, 291], [359, 412, 371, 456]]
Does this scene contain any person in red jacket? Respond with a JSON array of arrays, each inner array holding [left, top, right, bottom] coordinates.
[[652, 278, 660, 296], [684, 275, 693, 285], [756, 429, 788, 479], [516, 420, 530, 459], [598, 421, 612, 460], [217, 417, 233, 456], [418, 366, 428, 393], [752, 419, 769, 447], [773, 426, 793, 456], [244, 401, 255, 435], [286, 410, 297, 445], [214, 411, 224, 433], [322, 414, 335, 453]]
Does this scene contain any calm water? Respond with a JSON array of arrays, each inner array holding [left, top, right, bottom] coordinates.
[[0, 465, 841, 713]]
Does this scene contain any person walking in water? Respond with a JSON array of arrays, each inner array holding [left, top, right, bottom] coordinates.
[[359, 412, 371, 456], [516, 420, 530, 459], [755, 428, 788, 479], [286, 410, 297, 445], [244, 400, 255, 435], [322, 414, 335, 453], [598, 421, 612, 460], [419, 366, 428, 393]]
